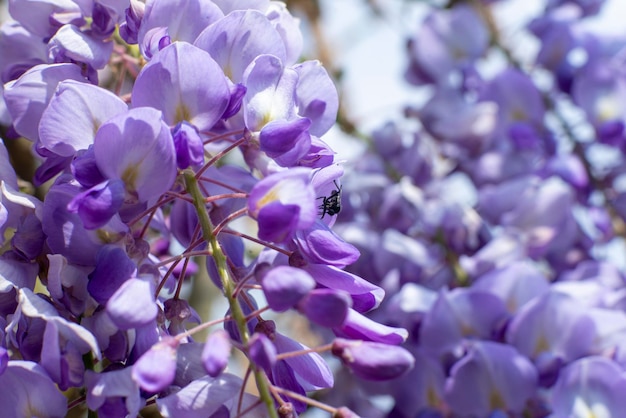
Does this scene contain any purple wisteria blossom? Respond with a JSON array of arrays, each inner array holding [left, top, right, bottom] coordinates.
[[5, 0, 626, 416], [0, 1, 412, 416]]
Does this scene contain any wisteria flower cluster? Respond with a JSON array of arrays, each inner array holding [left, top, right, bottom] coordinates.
[[0, 0, 416, 417], [320, 0, 626, 417]]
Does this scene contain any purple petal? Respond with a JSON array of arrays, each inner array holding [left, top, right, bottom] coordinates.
[[93, 107, 177, 203], [243, 54, 298, 130], [247, 167, 317, 239], [445, 341, 538, 415], [8, 0, 82, 38], [132, 42, 230, 132], [39, 80, 127, 156], [551, 356, 626, 416], [0, 361, 68, 417], [202, 330, 232, 377], [40, 320, 85, 390], [172, 121, 205, 169], [106, 277, 158, 330], [331, 338, 415, 381], [293, 60, 338, 137], [259, 118, 312, 166], [248, 333, 277, 372], [67, 179, 125, 229], [304, 264, 385, 312], [334, 308, 408, 345], [0, 21, 48, 83], [0, 347, 7, 375], [274, 333, 333, 389], [194, 10, 286, 83], [132, 337, 179, 393], [88, 245, 137, 304], [295, 221, 360, 268], [138, 0, 223, 57], [48, 24, 114, 69], [156, 374, 242, 418], [260, 265, 315, 312], [3, 63, 86, 142], [257, 201, 300, 243], [297, 289, 351, 328], [85, 368, 142, 418], [505, 290, 596, 363]]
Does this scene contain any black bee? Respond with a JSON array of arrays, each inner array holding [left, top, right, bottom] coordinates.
[[318, 180, 342, 219]]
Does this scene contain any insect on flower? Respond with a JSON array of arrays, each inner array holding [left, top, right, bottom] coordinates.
[[318, 180, 342, 219]]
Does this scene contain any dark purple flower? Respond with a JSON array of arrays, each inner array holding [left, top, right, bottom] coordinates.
[[292, 257, 384, 313], [248, 332, 277, 372], [85, 367, 142, 418], [260, 265, 316, 312], [258, 118, 312, 167], [295, 221, 360, 268], [67, 179, 125, 229], [71, 146, 107, 188], [331, 338, 415, 381], [172, 121, 205, 169], [119, 0, 145, 44], [334, 308, 408, 345], [247, 168, 316, 243], [297, 289, 352, 328], [273, 332, 334, 390], [88, 245, 136, 304]]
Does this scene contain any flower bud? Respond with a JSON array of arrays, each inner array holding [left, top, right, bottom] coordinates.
[[331, 338, 415, 381], [132, 336, 179, 393], [202, 330, 232, 377], [249, 333, 277, 372]]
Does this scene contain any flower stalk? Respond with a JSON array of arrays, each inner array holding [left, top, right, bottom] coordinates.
[[183, 169, 278, 418]]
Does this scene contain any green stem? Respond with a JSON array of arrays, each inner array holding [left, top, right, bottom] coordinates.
[[183, 170, 278, 418]]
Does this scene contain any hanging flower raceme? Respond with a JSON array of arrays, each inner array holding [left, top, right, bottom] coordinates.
[[0, 1, 417, 417]]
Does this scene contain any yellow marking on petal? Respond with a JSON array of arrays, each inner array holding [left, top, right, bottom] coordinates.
[[460, 322, 475, 336], [596, 95, 620, 123], [175, 103, 191, 124], [511, 108, 527, 121], [534, 334, 550, 357], [256, 185, 281, 211], [489, 389, 506, 410], [121, 165, 138, 191], [426, 385, 440, 407]]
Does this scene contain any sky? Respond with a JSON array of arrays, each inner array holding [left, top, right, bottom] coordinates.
[[317, 0, 626, 137]]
